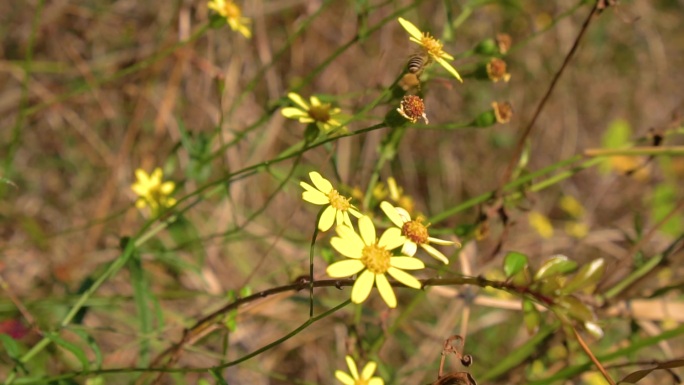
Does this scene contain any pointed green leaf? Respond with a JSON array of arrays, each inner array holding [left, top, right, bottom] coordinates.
[[0, 333, 21, 360], [538, 276, 563, 297], [47, 332, 90, 370], [562, 258, 606, 295], [534, 255, 577, 281], [556, 296, 594, 323], [504, 251, 529, 278], [511, 265, 532, 286]]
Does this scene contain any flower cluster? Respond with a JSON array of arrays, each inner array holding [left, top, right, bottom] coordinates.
[[300, 172, 459, 308], [281, 92, 345, 133], [131, 168, 176, 216], [207, 0, 251, 38]]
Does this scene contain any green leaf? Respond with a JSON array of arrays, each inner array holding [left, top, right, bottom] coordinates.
[[618, 359, 684, 384], [562, 258, 606, 295], [46, 332, 90, 371], [534, 255, 577, 281], [556, 296, 595, 323], [538, 276, 563, 297], [504, 251, 529, 278], [600, 118, 632, 173], [511, 265, 532, 287], [523, 299, 541, 335], [0, 333, 21, 360]]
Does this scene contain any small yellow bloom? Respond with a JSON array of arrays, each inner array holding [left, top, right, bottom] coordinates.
[[301, 172, 362, 232], [131, 168, 176, 215], [335, 355, 384, 385], [327, 216, 424, 308], [281, 92, 345, 133], [386, 177, 415, 215], [559, 195, 585, 218], [207, 0, 252, 38], [398, 17, 462, 82], [380, 201, 457, 264], [528, 211, 553, 239]]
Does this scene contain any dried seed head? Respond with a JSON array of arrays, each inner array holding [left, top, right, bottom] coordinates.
[[486, 58, 511, 83], [492, 101, 513, 124], [496, 33, 512, 54], [397, 95, 428, 124]]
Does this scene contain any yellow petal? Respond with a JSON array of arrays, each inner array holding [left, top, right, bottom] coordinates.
[[342, 211, 354, 228], [331, 235, 363, 259], [131, 184, 148, 196], [380, 201, 405, 227], [302, 190, 330, 205], [358, 216, 376, 246], [427, 237, 455, 246], [421, 244, 449, 264], [351, 270, 374, 304], [348, 207, 362, 218], [335, 371, 355, 385], [134, 169, 150, 184], [151, 168, 163, 183], [378, 227, 405, 250], [281, 107, 308, 119], [288, 92, 309, 110], [345, 356, 359, 380], [310, 96, 322, 106], [160, 181, 175, 195], [387, 267, 421, 289], [361, 362, 377, 379], [390, 256, 424, 270], [135, 199, 147, 208], [308, 171, 333, 193], [394, 207, 412, 222], [368, 378, 384, 385], [318, 205, 337, 231], [375, 273, 396, 308], [398, 17, 423, 41], [336, 225, 365, 250], [434, 56, 463, 82], [401, 241, 418, 257], [335, 209, 345, 227], [327, 260, 365, 277]]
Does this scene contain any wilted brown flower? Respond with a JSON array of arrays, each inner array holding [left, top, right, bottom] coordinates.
[[397, 95, 428, 124], [486, 58, 511, 83], [496, 33, 512, 54], [492, 101, 513, 123]]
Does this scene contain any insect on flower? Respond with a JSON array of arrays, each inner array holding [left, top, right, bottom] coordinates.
[[428, 335, 477, 385], [407, 51, 430, 76]]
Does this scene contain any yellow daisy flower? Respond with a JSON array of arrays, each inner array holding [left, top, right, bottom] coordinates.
[[300, 172, 362, 232], [528, 211, 553, 239], [335, 355, 384, 385], [380, 201, 457, 264], [207, 0, 252, 38], [131, 168, 176, 215], [281, 92, 344, 133], [398, 17, 462, 82], [326, 216, 424, 308]]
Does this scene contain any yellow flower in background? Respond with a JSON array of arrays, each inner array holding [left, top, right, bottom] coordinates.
[[131, 168, 176, 215], [386, 177, 415, 215], [560, 195, 585, 218], [300, 172, 362, 232], [208, 0, 252, 38], [335, 355, 384, 385], [398, 17, 462, 82], [326, 216, 424, 308], [281, 92, 344, 133], [380, 201, 457, 264], [528, 211, 553, 239]]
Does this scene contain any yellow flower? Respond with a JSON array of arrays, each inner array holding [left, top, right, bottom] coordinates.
[[326, 216, 424, 308], [131, 168, 176, 215], [281, 92, 344, 133], [528, 211, 553, 239], [207, 0, 251, 38], [486, 58, 511, 83], [559, 195, 585, 218], [380, 201, 457, 264], [335, 355, 384, 385], [398, 17, 462, 82], [301, 172, 362, 232]]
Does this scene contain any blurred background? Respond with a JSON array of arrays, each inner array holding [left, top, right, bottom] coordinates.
[[1, 0, 683, 384]]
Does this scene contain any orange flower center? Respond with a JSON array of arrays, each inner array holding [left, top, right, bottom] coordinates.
[[402, 218, 429, 244], [220, 2, 241, 19], [308, 103, 332, 122], [420, 34, 444, 58], [399, 95, 427, 123], [361, 243, 391, 274], [327, 189, 351, 211]]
